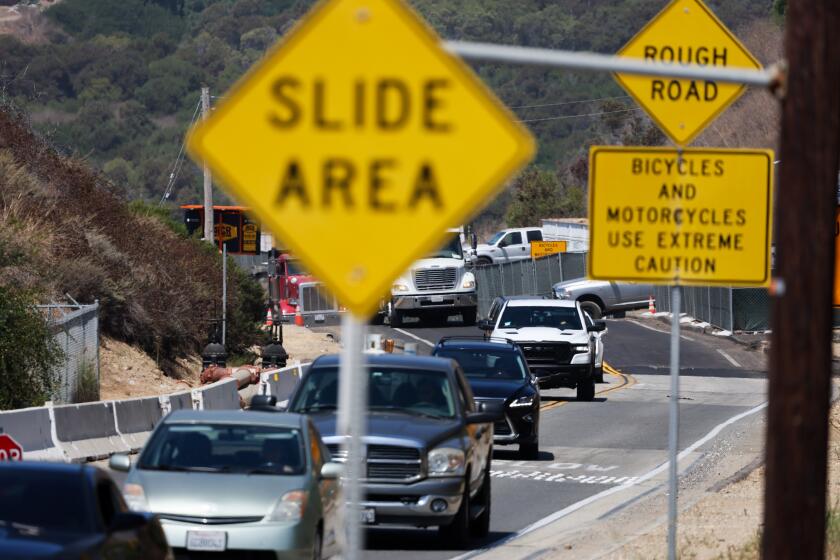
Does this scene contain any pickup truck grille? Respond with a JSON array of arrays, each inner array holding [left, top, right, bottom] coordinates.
[[414, 268, 457, 291], [517, 342, 573, 368], [326, 443, 423, 481]]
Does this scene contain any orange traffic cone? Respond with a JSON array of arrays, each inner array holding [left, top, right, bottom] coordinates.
[[648, 295, 656, 314], [265, 308, 273, 327], [294, 304, 304, 327]]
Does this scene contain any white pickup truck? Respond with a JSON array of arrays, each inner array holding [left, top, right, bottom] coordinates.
[[469, 227, 545, 265], [386, 230, 478, 327]]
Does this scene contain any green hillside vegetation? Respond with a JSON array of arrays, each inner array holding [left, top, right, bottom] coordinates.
[[0, 101, 263, 408], [0, 0, 775, 231]]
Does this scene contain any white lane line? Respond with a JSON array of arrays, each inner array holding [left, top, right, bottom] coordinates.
[[392, 328, 435, 347], [717, 349, 742, 368], [450, 400, 768, 560], [628, 319, 693, 341]]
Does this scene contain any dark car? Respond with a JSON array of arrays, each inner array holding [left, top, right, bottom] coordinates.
[[432, 337, 541, 459], [286, 353, 499, 548], [0, 461, 171, 560]]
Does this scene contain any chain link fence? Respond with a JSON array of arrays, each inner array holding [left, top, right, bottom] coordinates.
[[651, 285, 771, 332], [474, 253, 588, 317], [38, 301, 100, 404]]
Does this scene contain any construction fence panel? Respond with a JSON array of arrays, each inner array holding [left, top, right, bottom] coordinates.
[[39, 302, 100, 405], [732, 288, 771, 332]]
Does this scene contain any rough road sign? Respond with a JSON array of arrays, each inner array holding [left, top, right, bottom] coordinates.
[[187, 0, 534, 316], [531, 240, 567, 259], [588, 146, 773, 286], [614, 0, 761, 146]]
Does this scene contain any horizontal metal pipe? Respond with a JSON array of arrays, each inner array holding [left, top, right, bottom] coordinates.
[[444, 40, 778, 88]]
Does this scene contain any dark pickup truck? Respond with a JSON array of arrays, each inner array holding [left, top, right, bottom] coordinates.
[[286, 353, 499, 547]]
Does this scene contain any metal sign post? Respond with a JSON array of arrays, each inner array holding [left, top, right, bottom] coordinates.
[[222, 243, 227, 346], [337, 314, 368, 560], [667, 286, 681, 560]]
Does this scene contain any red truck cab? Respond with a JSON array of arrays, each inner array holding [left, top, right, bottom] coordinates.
[[268, 252, 317, 320]]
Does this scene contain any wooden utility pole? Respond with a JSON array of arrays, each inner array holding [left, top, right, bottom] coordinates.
[[763, 1, 840, 557], [201, 86, 214, 244]]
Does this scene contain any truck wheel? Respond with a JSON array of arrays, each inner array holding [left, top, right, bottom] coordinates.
[[439, 478, 471, 548], [462, 308, 477, 326], [475, 257, 492, 267], [576, 377, 595, 401], [470, 463, 491, 538], [579, 300, 603, 320], [594, 365, 604, 383], [519, 442, 539, 460], [388, 308, 403, 328]]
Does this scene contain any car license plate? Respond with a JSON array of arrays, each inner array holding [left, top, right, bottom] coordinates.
[[361, 508, 376, 524], [186, 530, 227, 551], [430, 295, 444, 303]]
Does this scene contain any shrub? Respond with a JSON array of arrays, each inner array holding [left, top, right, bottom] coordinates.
[[0, 287, 62, 410], [73, 357, 99, 403]]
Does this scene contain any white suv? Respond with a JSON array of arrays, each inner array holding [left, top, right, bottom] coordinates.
[[478, 297, 606, 401]]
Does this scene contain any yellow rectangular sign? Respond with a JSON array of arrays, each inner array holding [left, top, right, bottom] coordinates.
[[588, 146, 773, 286], [531, 240, 567, 259]]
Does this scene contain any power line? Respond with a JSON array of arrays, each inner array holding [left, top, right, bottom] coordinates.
[[519, 106, 642, 123], [509, 94, 631, 110], [159, 97, 202, 206]]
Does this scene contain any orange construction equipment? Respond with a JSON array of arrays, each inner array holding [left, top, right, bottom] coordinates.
[[265, 307, 273, 327], [294, 304, 304, 327], [648, 295, 656, 313]]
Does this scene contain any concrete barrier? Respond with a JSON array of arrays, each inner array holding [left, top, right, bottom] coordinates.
[[114, 397, 162, 452], [0, 406, 64, 461], [258, 363, 307, 405], [53, 401, 129, 462], [167, 391, 194, 413], [200, 378, 240, 410]]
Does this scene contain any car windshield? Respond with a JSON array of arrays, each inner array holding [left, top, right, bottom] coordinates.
[[499, 306, 583, 330], [487, 231, 505, 245], [435, 349, 528, 380], [139, 424, 305, 475], [290, 367, 456, 419], [0, 469, 93, 534], [426, 235, 463, 260]]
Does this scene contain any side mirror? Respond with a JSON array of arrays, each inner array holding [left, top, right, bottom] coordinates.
[[477, 319, 493, 332], [587, 320, 607, 333], [109, 453, 131, 472], [321, 462, 343, 480], [250, 394, 279, 411], [109, 511, 149, 533]]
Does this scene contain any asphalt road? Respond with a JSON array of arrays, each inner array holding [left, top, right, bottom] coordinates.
[[100, 316, 766, 560], [357, 316, 767, 560]]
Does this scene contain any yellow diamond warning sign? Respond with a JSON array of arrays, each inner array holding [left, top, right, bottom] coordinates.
[[187, 0, 534, 316], [614, 0, 761, 146], [588, 147, 774, 286]]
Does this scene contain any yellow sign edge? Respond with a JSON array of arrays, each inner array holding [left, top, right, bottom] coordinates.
[[185, 0, 536, 317], [612, 0, 762, 146], [586, 145, 774, 287]]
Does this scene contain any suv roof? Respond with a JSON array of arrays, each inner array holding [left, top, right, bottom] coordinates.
[[504, 298, 578, 308], [435, 337, 519, 351], [311, 353, 455, 372]]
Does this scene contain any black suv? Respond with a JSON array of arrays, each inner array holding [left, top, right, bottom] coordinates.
[[433, 337, 540, 459], [286, 353, 499, 547]]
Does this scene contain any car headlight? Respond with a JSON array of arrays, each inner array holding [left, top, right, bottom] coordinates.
[[123, 483, 149, 512], [461, 272, 476, 289], [555, 289, 571, 300], [265, 490, 308, 523], [573, 344, 590, 353], [428, 447, 465, 476], [393, 282, 409, 292], [290, 277, 298, 284], [509, 395, 535, 408]]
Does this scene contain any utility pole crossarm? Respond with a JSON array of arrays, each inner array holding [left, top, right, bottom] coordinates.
[[444, 41, 782, 89]]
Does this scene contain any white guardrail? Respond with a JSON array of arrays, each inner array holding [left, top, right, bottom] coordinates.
[[0, 363, 309, 463]]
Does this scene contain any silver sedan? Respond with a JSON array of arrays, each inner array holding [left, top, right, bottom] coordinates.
[[110, 409, 342, 559]]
